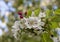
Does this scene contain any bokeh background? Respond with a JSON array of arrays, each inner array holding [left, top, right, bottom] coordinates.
[[0, 0, 60, 42]]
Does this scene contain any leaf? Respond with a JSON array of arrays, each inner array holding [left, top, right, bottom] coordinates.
[[53, 31, 57, 37], [51, 15, 60, 22], [54, 9, 60, 15], [45, 9, 53, 18], [41, 32, 53, 42], [34, 8, 40, 16], [50, 22, 58, 29], [26, 9, 32, 17]]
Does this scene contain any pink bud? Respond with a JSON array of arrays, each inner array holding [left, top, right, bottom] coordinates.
[[18, 11, 23, 15], [20, 15, 23, 19]]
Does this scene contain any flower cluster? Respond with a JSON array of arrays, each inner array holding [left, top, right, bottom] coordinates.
[[12, 11, 46, 38], [12, 21, 20, 38]]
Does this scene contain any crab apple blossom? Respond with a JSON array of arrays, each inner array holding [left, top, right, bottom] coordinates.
[[12, 11, 46, 39], [55, 28, 60, 36], [31, 11, 35, 17], [38, 12, 46, 18]]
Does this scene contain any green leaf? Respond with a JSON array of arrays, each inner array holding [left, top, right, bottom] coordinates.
[[26, 9, 32, 17], [54, 9, 60, 15], [34, 8, 40, 16], [51, 15, 60, 22], [50, 22, 58, 29], [53, 31, 57, 37], [41, 32, 53, 42], [45, 9, 53, 18]]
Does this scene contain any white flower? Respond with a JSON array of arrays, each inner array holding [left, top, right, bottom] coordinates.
[[52, 37, 58, 42], [19, 18, 27, 29], [38, 12, 46, 18], [25, 23, 32, 29], [13, 32, 17, 39], [40, 22, 45, 26], [12, 21, 20, 29], [26, 17, 38, 28], [55, 28, 60, 36], [25, 17, 43, 29], [12, 21, 20, 39], [31, 11, 35, 17]]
